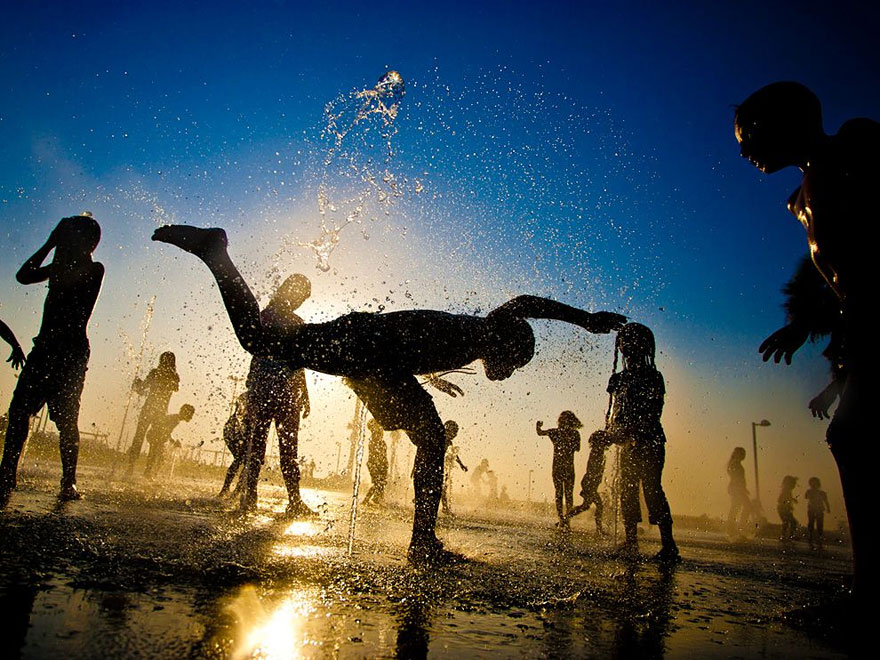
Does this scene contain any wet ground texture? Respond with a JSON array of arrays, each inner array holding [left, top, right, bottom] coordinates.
[[0, 462, 854, 658]]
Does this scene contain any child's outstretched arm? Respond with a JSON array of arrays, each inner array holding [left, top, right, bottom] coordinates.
[[535, 420, 550, 436], [152, 226, 282, 358], [491, 295, 626, 333]]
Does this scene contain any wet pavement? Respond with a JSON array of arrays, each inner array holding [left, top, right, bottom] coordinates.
[[0, 461, 852, 658]]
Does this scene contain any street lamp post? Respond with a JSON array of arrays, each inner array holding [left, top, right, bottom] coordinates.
[[527, 469, 533, 503], [751, 419, 771, 511], [335, 441, 342, 475]]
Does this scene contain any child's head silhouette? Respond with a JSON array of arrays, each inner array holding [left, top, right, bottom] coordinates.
[[557, 410, 582, 429], [616, 322, 656, 368]]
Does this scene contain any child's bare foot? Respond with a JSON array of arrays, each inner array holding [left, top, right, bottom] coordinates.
[[152, 225, 228, 258]]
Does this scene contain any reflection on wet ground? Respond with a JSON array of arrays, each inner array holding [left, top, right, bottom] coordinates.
[[0, 462, 851, 658]]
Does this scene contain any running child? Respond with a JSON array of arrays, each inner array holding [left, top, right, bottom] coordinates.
[[536, 411, 582, 525]]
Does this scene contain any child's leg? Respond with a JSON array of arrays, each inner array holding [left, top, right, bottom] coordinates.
[[638, 443, 677, 555], [563, 470, 574, 515], [0, 358, 50, 495], [276, 406, 308, 509], [127, 411, 153, 468], [152, 227, 276, 358], [240, 409, 272, 511], [816, 512, 824, 547], [619, 447, 641, 547]]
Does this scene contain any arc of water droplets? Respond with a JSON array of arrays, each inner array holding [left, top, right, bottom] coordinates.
[[300, 71, 406, 272]]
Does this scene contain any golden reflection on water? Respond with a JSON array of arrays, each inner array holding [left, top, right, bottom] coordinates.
[[282, 521, 321, 538], [273, 544, 337, 559], [226, 585, 320, 660]]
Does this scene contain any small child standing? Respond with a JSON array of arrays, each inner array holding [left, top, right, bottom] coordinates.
[[805, 477, 831, 550], [777, 475, 799, 543], [143, 404, 195, 479], [607, 323, 679, 561], [536, 411, 582, 525], [565, 429, 612, 534]]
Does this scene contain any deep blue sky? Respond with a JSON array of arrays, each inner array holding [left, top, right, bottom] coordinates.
[[1, 1, 878, 512]]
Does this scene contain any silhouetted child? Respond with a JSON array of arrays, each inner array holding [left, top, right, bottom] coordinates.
[[0, 215, 104, 504], [777, 475, 799, 542], [363, 418, 389, 506], [126, 352, 179, 476], [805, 477, 831, 550], [152, 224, 624, 563], [144, 404, 195, 479], [536, 411, 582, 525], [441, 420, 468, 516], [471, 458, 490, 499], [565, 429, 612, 534], [239, 274, 313, 517], [736, 81, 880, 597], [219, 392, 249, 497], [608, 323, 679, 561], [0, 319, 25, 370], [726, 447, 753, 538]]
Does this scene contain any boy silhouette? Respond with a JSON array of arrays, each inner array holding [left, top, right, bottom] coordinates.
[[238, 274, 313, 517], [152, 224, 624, 562], [0, 215, 104, 504], [735, 81, 879, 596]]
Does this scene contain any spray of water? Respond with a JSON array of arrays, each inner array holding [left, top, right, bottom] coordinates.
[[300, 71, 406, 271], [347, 400, 368, 555], [114, 295, 156, 452]]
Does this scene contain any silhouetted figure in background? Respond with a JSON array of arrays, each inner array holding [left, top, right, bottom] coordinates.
[[219, 392, 249, 497], [0, 215, 104, 504], [726, 446, 753, 538], [565, 429, 611, 534], [777, 475, 799, 543], [237, 275, 313, 517], [0, 319, 25, 370], [151, 224, 625, 562], [805, 476, 831, 550], [736, 80, 879, 597], [608, 323, 678, 561], [144, 404, 195, 479], [440, 420, 468, 516], [126, 352, 179, 476], [536, 411, 582, 526], [363, 418, 388, 506], [470, 458, 491, 500]]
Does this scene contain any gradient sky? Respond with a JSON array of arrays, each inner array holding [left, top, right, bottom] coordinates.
[[2, 1, 878, 519]]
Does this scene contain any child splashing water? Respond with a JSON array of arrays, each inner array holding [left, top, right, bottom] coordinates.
[[536, 411, 582, 526], [607, 323, 679, 561], [151, 225, 625, 563]]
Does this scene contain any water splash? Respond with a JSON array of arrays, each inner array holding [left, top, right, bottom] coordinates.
[[300, 71, 406, 271], [114, 296, 156, 452], [347, 399, 368, 555]]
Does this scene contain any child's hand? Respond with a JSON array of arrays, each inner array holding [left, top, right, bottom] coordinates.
[[535, 420, 543, 433], [590, 311, 627, 333], [6, 346, 25, 370], [759, 323, 808, 364]]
